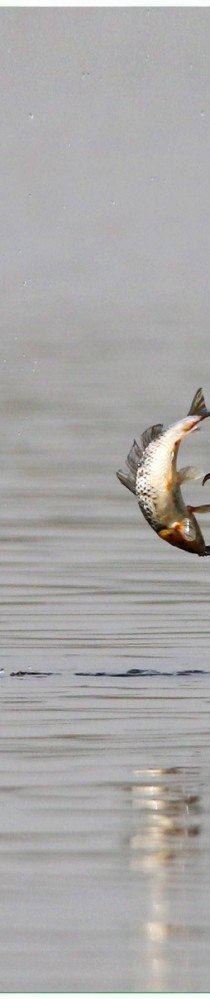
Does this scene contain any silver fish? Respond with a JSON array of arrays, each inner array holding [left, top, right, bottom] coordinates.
[[117, 387, 210, 556]]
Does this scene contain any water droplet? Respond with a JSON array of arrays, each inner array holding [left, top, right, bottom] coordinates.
[[200, 109, 205, 118], [29, 112, 34, 120]]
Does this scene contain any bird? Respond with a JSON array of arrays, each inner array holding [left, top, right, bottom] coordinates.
[[116, 387, 210, 557]]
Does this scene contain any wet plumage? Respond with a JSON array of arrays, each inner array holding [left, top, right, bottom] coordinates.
[[117, 387, 210, 557]]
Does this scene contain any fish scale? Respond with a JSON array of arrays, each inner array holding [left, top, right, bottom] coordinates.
[[136, 449, 164, 533]]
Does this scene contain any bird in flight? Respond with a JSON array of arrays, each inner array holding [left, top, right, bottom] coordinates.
[[117, 387, 210, 557]]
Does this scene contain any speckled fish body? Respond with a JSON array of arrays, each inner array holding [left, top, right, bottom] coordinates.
[[117, 388, 210, 557]]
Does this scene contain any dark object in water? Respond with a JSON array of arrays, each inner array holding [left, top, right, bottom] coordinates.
[[75, 668, 206, 678], [10, 670, 54, 677]]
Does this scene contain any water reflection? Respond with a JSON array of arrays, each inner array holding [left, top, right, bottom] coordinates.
[[129, 766, 201, 991], [130, 766, 200, 867]]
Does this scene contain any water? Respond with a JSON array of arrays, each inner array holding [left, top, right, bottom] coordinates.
[[1, 6, 210, 992]]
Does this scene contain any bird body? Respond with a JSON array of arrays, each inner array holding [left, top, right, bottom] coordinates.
[[117, 388, 210, 556]]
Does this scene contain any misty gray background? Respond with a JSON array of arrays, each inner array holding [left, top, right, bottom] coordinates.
[[0, 7, 210, 992], [1, 8, 210, 418]]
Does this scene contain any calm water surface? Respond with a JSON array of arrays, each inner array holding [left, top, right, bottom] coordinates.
[[1, 375, 210, 992], [1, 7, 210, 992]]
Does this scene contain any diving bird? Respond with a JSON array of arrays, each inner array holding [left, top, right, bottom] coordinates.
[[117, 387, 210, 557]]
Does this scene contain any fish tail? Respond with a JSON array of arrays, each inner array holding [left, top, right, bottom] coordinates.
[[188, 387, 210, 419]]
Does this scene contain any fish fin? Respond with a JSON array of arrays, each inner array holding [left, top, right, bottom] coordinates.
[[141, 423, 164, 451], [177, 465, 203, 485], [116, 439, 142, 495], [126, 439, 143, 471], [188, 387, 210, 418], [188, 504, 210, 514], [116, 469, 136, 494]]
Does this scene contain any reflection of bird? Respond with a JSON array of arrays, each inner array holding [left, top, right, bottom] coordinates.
[[117, 387, 210, 556]]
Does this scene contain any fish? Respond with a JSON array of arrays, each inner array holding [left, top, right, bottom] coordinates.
[[116, 387, 210, 557]]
